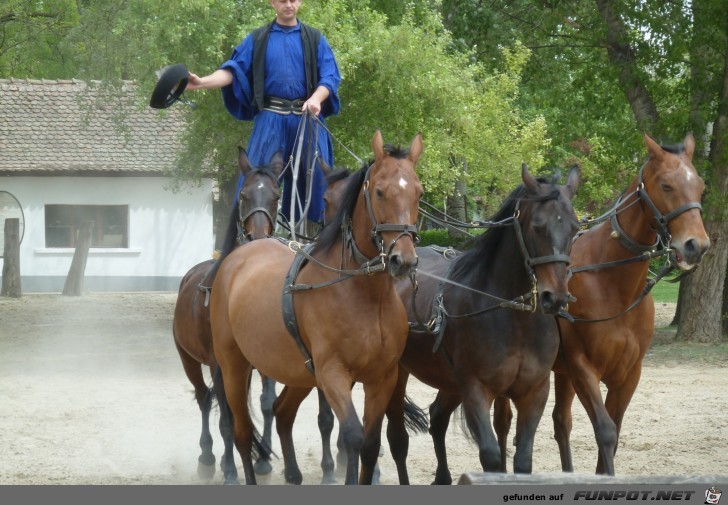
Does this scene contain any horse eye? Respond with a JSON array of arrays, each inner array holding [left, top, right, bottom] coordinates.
[[376, 188, 385, 199], [661, 183, 673, 192]]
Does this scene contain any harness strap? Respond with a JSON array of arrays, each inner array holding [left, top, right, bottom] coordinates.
[[281, 242, 316, 375]]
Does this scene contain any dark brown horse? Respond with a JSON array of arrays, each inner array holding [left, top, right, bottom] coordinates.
[[386, 164, 580, 484], [546, 132, 710, 475], [172, 147, 282, 484], [210, 130, 424, 485]]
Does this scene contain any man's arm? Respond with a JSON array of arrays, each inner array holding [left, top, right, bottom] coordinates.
[[186, 69, 233, 91]]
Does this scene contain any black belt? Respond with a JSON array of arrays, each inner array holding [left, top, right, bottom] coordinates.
[[263, 96, 306, 115]]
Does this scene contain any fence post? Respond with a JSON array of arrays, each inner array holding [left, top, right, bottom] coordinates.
[[1, 218, 21, 297], [62, 220, 93, 296]]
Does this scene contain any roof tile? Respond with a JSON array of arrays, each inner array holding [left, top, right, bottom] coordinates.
[[0, 78, 188, 174]]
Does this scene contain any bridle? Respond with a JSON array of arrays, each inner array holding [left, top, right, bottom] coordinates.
[[512, 190, 573, 289], [236, 172, 279, 244], [343, 162, 420, 270], [560, 161, 703, 324], [617, 163, 703, 253]]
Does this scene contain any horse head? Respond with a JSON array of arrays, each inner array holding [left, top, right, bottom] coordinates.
[[641, 132, 710, 270], [237, 147, 283, 243], [519, 163, 581, 314], [358, 130, 424, 279]]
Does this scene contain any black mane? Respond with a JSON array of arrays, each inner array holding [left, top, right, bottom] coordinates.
[[659, 142, 685, 155], [450, 174, 558, 285]]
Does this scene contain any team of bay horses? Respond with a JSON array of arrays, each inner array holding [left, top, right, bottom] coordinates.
[[172, 128, 710, 485]]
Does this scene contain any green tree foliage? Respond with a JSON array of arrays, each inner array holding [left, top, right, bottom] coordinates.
[[0, 0, 79, 77]]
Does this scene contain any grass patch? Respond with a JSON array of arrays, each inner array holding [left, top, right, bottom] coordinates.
[[646, 339, 728, 367], [650, 280, 679, 304]]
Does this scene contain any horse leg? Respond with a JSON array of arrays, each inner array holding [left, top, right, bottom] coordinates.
[[461, 385, 500, 473], [599, 365, 642, 474], [273, 385, 312, 485], [493, 396, 513, 472], [211, 365, 240, 484], [359, 369, 398, 485], [215, 346, 257, 484], [316, 388, 337, 484], [254, 372, 276, 475], [385, 366, 412, 484], [552, 371, 576, 472], [317, 376, 363, 485], [428, 390, 462, 485], [510, 378, 550, 474], [174, 343, 216, 479], [569, 361, 617, 475]]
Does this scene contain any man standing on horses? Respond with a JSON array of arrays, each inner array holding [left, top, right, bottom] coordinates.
[[186, 0, 341, 226]]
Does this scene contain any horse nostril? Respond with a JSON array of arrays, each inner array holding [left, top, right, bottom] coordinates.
[[684, 238, 698, 256], [541, 291, 555, 312]]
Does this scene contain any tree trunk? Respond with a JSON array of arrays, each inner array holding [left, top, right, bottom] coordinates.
[[676, 220, 728, 342], [594, 0, 659, 133], [62, 221, 93, 296], [677, 11, 728, 342], [446, 156, 470, 248], [1, 218, 21, 298]]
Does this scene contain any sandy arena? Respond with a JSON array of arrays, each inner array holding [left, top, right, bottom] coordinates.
[[0, 292, 726, 485]]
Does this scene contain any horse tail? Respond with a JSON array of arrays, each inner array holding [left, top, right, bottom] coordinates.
[[210, 365, 275, 463], [245, 369, 276, 462], [403, 394, 429, 434]]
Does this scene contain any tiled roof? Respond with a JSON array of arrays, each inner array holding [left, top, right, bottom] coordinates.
[[0, 78, 187, 174]]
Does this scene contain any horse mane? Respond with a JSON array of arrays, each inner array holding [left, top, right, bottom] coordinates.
[[325, 167, 353, 185], [312, 144, 413, 255], [312, 166, 367, 255], [450, 174, 558, 284], [658, 141, 685, 155]]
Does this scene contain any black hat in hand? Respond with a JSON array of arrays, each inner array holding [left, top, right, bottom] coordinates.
[[149, 64, 189, 109]]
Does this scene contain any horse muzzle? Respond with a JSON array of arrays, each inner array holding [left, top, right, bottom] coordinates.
[[670, 235, 711, 271]]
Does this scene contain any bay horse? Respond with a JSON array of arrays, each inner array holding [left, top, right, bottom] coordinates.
[[172, 147, 282, 484], [386, 164, 581, 484], [210, 130, 424, 485], [546, 132, 710, 475]]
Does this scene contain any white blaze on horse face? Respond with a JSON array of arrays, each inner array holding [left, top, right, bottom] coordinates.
[[257, 182, 265, 190], [679, 161, 694, 183], [399, 177, 408, 190]]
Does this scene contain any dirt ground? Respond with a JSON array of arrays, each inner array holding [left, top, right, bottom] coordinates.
[[0, 292, 726, 485]]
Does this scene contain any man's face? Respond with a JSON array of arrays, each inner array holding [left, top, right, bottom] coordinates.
[[270, 0, 302, 25]]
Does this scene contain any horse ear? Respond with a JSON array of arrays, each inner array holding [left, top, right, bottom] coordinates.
[[643, 132, 664, 161], [371, 129, 385, 163], [683, 132, 695, 160], [238, 146, 252, 177], [408, 132, 424, 165], [566, 164, 581, 198], [270, 151, 284, 178], [319, 158, 333, 178], [521, 163, 539, 193]]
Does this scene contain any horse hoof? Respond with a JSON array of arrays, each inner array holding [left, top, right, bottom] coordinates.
[[197, 461, 216, 481], [320, 473, 337, 485], [223, 477, 241, 485], [254, 459, 273, 475], [285, 472, 303, 485]]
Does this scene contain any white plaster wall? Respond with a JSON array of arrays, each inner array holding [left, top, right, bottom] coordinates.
[[0, 175, 214, 291]]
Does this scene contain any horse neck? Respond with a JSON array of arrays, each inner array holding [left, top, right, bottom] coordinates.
[[461, 225, 533, 296]]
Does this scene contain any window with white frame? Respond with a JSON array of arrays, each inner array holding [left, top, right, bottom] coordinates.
[[45, 204, 129, 248]]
